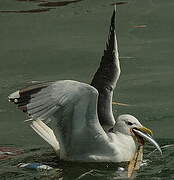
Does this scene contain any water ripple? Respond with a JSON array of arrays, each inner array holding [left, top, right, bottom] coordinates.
[[0, 139, 174, 179]]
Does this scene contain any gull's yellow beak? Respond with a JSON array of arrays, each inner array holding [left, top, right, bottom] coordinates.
[[138, 127, 153, 136], [132, 126, 162, 154], [132, 126, 153, 145]]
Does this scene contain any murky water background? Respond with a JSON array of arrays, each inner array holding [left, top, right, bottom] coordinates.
[[0, 0, 174, 179]]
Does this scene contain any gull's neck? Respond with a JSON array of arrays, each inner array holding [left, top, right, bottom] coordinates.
[[108, 131, 138, 162]]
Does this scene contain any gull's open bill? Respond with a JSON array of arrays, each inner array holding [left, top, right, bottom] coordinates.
[[132, 128, 162, 155], [128, 127, 162, 177]]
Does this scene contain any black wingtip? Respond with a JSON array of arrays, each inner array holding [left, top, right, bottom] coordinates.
[[105, 6, 116, 53], [111, 5, 116, 29], [90, 6, 119, 128]]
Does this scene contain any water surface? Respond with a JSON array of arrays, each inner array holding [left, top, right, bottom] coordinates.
[[0, 0, 174, 179]]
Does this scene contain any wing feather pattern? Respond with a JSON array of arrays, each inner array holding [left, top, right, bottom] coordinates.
[[9, 80, 108, 160], [91, 8, 120, 129], [8, 81, 59, 120]]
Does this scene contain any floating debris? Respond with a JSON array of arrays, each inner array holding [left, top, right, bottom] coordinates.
[[120, 56, 135, 59], [16, 0, 46, 2], [0, 8, 53, 13], [128, 145, 143, 178], [0, 0, 83, 14], [38, 0, 83, 7], [111, 2, 128, 6], [133, 25, 147, 28], [112, 101, 131, 106], [17, 163, 53, 170], [0, 147, 24, 160], [0, 151, 16, 155]]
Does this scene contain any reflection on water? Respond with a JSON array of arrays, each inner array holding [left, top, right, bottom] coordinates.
[[0, 139, 173, 180]]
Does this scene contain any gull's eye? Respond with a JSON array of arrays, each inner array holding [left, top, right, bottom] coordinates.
[[126, 121, 133, 126]]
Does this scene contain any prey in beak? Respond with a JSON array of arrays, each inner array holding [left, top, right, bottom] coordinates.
[[132, 127, 162, 155]]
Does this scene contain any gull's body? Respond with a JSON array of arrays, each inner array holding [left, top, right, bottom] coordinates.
[[8, 8, 161, 163]]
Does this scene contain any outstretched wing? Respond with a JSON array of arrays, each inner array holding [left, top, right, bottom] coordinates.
[[8, 80, 108, 160], [8, 81, 58, 120], [91, 7, 120, 130]]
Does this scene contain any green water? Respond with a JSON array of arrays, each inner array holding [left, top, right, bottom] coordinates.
[[0, 0, 174, 179]]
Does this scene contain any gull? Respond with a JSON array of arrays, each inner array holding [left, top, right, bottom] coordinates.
[[8, 8, 162, 162]]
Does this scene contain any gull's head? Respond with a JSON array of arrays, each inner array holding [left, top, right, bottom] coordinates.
[[114, 114, 143, 136], [113, 114, 162, 154]]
